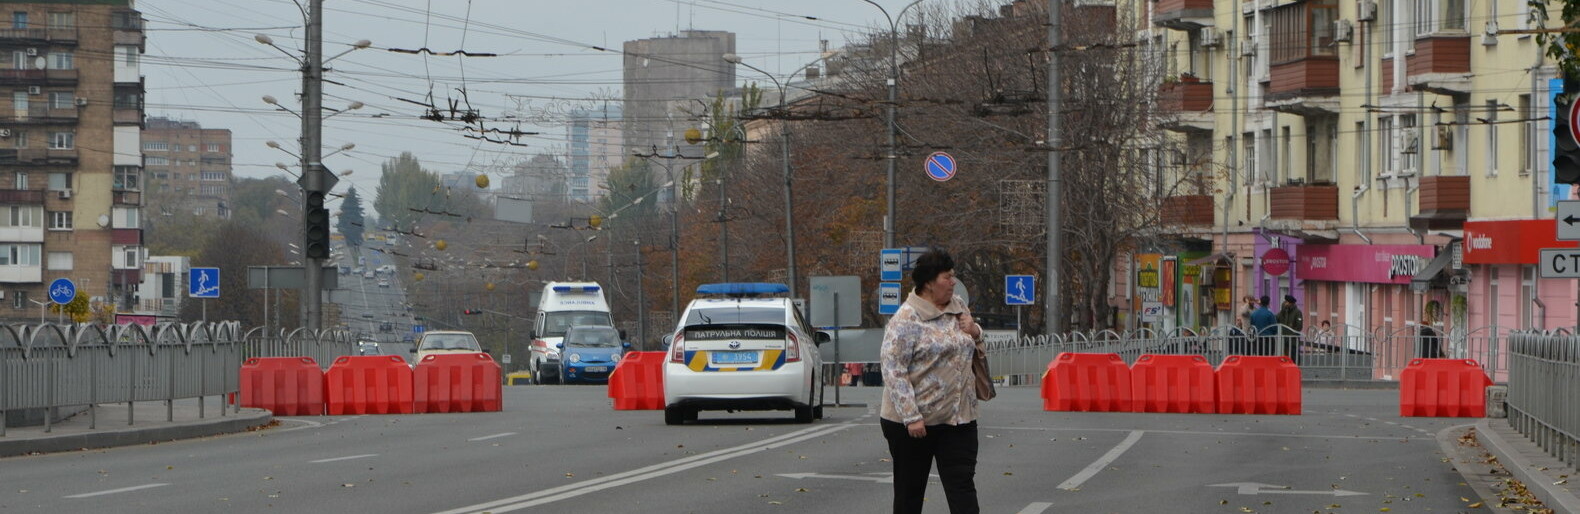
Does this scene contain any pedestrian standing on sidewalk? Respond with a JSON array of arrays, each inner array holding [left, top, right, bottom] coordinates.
[[1276, 294, 1304, 363], [880, 248, 982, 514], [1250, 296, 1277, 356]]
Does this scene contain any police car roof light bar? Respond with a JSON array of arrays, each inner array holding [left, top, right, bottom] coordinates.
[[696, 283, 790, 297], [552, 285, 601, 293]]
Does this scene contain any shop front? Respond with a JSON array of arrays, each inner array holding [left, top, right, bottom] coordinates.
[[1296, 244, 1436, 378], [1462, 220, 1579, 331]]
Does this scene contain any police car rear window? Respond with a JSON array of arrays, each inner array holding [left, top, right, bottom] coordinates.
[[683, 324, 787, 341], [684, 307, 784, 326]]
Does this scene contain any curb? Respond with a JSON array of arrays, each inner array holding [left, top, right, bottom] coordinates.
[[1474, 418, 1580, 514], [0, 408, 273, 458]]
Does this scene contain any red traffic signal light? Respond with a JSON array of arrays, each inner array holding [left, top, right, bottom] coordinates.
[[462, 309, 481, 315]]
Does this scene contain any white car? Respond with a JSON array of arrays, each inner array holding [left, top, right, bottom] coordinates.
[[663, 283, 828, 425], [377, 279, 390, 288]]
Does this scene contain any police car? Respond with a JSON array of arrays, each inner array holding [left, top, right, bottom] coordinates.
[[663, 283, 828, 425]]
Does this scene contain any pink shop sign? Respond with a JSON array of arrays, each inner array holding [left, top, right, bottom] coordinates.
[[1295, 245, 1435, 284]]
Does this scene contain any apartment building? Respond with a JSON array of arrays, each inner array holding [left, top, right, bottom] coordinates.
[[143, 117, 232, 218], [1137, 0, 1571, 343], [0, 1, 144, 317]]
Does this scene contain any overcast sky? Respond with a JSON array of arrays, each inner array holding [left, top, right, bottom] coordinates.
[[137, 0, 945, 202]]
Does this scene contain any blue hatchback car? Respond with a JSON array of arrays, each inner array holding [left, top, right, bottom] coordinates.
[[555, 325, 629, 384]]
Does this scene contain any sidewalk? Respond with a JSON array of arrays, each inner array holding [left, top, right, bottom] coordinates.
[[1475, 417, 1580, 513], [0, 398, 271, 458]]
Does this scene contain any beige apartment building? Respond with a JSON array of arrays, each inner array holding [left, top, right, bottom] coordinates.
[[0, 1, 145, 317], [1134, 0, 1571, 347], [143, 116, 232, 218]]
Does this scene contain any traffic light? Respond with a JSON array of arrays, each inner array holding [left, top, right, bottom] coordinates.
[[1554, 79, 1580, 184], [462, 308, 482, 315], [304, 190, 331, 259]]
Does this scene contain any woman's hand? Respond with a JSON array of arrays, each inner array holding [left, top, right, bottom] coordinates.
[[907, 420, 926, 438], [958, 312, 982, 340]]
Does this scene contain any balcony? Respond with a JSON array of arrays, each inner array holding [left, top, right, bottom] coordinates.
[[0, 27, 75, 43], [1153, 0, 1215, 30], [1410, 175, 1470, 230], [0, 189, 45, 204], [112, 229, 142, 245], [1406, 35, 1472, 94], [0, 148, 75, 166], [6, 104, 77, 124], [1265, 58, 1340, 115], [0, 68, 78, 86], [1270, 184, 1339, 220], [0, 265, 42, 284], [1158, 80, 1215, 133], [113, 190, 142, 205], [113, 107, 142, 125], [112, 268, 142, 285], [1160, 195, 1215, 227], [113, 30, 144, 47]]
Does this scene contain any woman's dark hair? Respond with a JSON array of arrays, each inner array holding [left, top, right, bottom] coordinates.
[[911, 249, 954, 293]]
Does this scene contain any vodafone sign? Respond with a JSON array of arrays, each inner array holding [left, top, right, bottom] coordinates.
[[1261, 248, 1292, 276]]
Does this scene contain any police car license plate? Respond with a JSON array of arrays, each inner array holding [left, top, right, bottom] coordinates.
[[712, 351, 759, 365], [584, 366, 608, 372]]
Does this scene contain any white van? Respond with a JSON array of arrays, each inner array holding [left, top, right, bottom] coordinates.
[[529, 282, 613, 384]]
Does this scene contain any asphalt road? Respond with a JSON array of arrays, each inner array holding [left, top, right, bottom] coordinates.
[[0, 385, 1485, 513], [328, 243, 416, 350]]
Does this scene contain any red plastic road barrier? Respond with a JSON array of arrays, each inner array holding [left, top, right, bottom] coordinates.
[[324, 355, 415, 415], [1399, 358, 1492, 417], [608, 352, 665, 410], [239, 357, 324, 416], [414, 353, 503, 413], [1216, 355, 1302, 415], [1042, 353, 1132, 412], [1131, 354, 1216, 414]]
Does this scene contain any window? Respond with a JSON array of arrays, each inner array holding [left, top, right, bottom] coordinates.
[[205, 143, 220, 153], [1414, 0, 1466, 37], [48, 92, 71, 109], [1280, 126, 1292, 184], [11, 290, 22, 309], [48, 51, 72, 70], [114, 90, 140, 110], [200, 184, 225, 195], [1486, 100, 1499, 177], [1267, 0, 1338, 64], [144, 155, 168, 166], [0, 244, 41, 266], [11, 130, 23, 149], [114, 207, 140, 228], [1400, 115, 1419, 174], [11, 91, 26, 117], [47, 172, 69, 190], [1379, 116, 1394, 173], [46, 251, 71, 271], [118, 246, 140, 268], [114, 166, 140, 190], [12, 12, 27, 29], [1, 206, 41, 227], [1260, 129, 1276, 185], [116, 45, 137, 66], [48, 131, 72, 149], [47, 12, 73, 30], [47, 211, 71, 230], [200, 171, 225, 181], [13, 172, 24, 190], [1243, 133, 1256, 186], [142, 141, 167, 152], [1520, 265, 1536, 329], [188, 144, 197, 152], [1519, 94, 1532, 174]]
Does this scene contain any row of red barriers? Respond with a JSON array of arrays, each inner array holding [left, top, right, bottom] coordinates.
[[240, 354, 502, 416], [608, 351, 665, 410], [1041, 353, 1302, 415]]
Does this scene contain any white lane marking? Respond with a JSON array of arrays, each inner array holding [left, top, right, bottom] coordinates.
[[274, 418, 325, 432], [1058, 430, 1144, 491], [310, 454, 378, 464], [468, 432, 517, 442], [1017, 502, 1055, 514], [435, 423, 854, 514], [965, 425, 1430, 441], [1209, 482, 1368, 496], [777, 472, 895, 483], [63, 483, 170, 499]]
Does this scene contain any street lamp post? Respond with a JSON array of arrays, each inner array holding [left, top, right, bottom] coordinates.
[[721, 53, 828, 299], [859, 0, 924, 251]]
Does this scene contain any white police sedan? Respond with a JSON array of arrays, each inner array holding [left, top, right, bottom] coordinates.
[[663, 283, 828, 425]]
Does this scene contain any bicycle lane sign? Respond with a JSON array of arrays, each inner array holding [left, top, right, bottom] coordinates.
[[48, 278, 75, 304]]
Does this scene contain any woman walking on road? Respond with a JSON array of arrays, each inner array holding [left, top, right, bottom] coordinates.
[[880, 249, 983, 514]]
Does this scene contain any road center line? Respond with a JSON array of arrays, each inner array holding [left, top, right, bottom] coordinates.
[[63, 483, 170, 499], [468, 432, 517, 442], [434, 423, 854, 514], [1017, 502, 1055, 514], [1058, 430, 1143, 491], [310, 454, 378, 463], [967, 424, 1429, 441]]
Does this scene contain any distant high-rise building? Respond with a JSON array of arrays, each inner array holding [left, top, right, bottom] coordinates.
[[567, 104, 621, 202], [143, 117, 232, 219], [0, 1, 146, 314], [622, 31, 735, 155]]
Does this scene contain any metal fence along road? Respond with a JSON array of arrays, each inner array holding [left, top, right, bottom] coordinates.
[[983, 324, 1513, 385], [1508, 332, 1580, 472], [0, 322, 353, 436]]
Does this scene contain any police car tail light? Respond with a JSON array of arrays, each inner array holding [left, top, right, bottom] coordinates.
[[670, 334, 686, 363], [785, 332, 802, 362]]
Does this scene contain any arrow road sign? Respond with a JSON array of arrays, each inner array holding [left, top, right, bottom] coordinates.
[[1005, 275, 1035, 306], [1208, 483, 1367, 497], [189, 267, 220, 298], [1558, 201, 1580, 241]]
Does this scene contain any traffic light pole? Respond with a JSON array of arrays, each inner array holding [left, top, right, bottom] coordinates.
[[300, 0, 325, 330]]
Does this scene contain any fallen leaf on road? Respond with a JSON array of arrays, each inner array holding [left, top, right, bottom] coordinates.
[[769, 501, 782, 505], [1468, 502, 1483, 508], [341, 483, 354, 488], [1003, 472, 1013, 476], [565, 473, 574, 478]]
